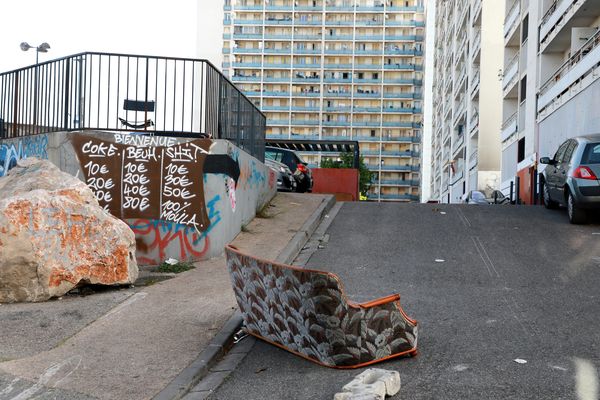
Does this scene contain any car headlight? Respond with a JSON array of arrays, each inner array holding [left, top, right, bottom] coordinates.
[[280, 166, 286, 173]]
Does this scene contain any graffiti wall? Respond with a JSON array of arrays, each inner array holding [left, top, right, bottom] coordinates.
[[0, 134, 48, 177], [1, 131, 276, 265]]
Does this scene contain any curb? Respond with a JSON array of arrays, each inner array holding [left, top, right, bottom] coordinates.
[[153, 194, 337, 400]]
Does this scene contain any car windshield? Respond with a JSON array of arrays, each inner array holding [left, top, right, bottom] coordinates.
[[581, 143, 600, 164], [265, 150, 284, 163], [472, 191, 486, 200]]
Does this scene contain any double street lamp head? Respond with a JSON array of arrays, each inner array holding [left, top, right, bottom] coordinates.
[[20, 42, 51, 53]]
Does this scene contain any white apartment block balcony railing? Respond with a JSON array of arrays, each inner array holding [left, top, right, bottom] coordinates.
[[501, 111, 518, 142], [469, 112, 479, 135], [470, 68, 481, 97], [502, 52, 519, 95], [471, 29, 482, 60], [471, 0, 483, 23], [457, 1, 470, 27], [468, 149, 478, 170], [539, 0, 591, 52], [452, 134, 466, 157], [504, 0, 521, 42], [538, 28, 600, 119]]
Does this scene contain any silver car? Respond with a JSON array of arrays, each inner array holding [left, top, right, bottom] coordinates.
[[540, 135, 600, 224], [265, 158, 296, 192]]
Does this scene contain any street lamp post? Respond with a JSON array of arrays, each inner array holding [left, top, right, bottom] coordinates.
[[20, 42, 50, 128]]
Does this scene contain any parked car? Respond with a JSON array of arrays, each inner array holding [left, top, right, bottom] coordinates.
[[265, 146, 313, 193], [265, 158, 296, 192], [540, 134, 600, 224], [462, 190, 489, 205], [486, 190, 510, 204]]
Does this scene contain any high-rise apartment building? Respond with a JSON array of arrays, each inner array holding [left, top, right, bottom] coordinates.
[[501, 0, 600, 203], [429, 0, 504, 203], [222, 0, 424, 202]]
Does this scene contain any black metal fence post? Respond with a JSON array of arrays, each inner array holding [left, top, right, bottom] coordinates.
[[515, 176, 521, 205], [510, 180, 514, 204]]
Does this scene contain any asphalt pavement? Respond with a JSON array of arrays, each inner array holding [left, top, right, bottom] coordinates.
[[209, 203, 600, 400], [0, 192, 333, 400]]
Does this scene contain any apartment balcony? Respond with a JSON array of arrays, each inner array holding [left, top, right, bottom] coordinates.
[[468, 149, 478, 170], [263, 48, 292, 54], [232, 33, 263, 40], [504, 0, 521, 45], [323, 77, 352, 83], [385, 35, 424, 41], [470, 68, 481, 97], [353, 120, 381, 127], [294, 48, 321, 55], [321, 91, 351, 98], [469, 112, 479, 135], [234, 19, 263, 25], [293, 63, 321, 69], [294, 91, 321, 97], [355, 19, 385, 27], [268, 118, 291, 126], [354, 34, 385, 41], [262, 105, 291, 112], [263, 62, 292, 68], [471, 29, 482, 60], [382, 107, 417, 113], [366, 193, 420, 202], [292, 106, 321, 112], [354, 49, 383, 55], [265, 5, 293, 11], [353, 106, 380, 113], [232, 75, 262, 82], [295, 5, 322, 11], [354, 78, 388, 84], [376, 179, 420, 186], [366, 164, 419, 172], [233, 48, 263, 54], [382, 92, 416, 99], [325, 35, 354, 40], [321, 120, 351, 126], [353, 91, 380, 98], [264, 73, 292, 81], [502, 52, 519, 96], [324, 63, 353, 69], [292, 76, 321, 85], [471, 0, 483, 25], [325, 106, 352, 112], [501, 111, 518, 142], [381, 121, 419, 128], [325, 49, 353, 55], [294, 34, 322, 40], [384, 78, 421, 85], [324, 5, 354, 11], [538, 28, 600, 118], [234, 5, 263, 10], [292, 119, 320, 126], [263, 90, 292, 97], [540, 0, 599, 53], [264, 34, 294, 40], [452, 134, 466, 156], [384, 48, 422, 56], [295, 19, 323, 26], [355, 135, 420, 143], [388, 6, 424, 12], [224, 19, 232, 25], [383, 63, 421, 70]]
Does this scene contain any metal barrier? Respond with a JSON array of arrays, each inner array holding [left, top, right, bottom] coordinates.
[[0, 52, 265, 161]]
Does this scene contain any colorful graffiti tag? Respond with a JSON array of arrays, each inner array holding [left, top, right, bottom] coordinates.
[[0, 135, 48, 177], [129, 195, 222, 264]]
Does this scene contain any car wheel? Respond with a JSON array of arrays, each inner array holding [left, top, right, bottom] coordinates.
[[542, 179, 558, 209], [567, 191, 586, 224]]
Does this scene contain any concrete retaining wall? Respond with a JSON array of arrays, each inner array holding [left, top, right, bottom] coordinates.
[[0, 131, 276, 265]]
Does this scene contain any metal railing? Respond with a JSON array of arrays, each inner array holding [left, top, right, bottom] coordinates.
[[0, 52, 266, 161], [539, 28, 600, 98]]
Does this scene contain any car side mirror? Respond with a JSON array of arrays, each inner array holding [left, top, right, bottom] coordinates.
[[540, 157, 554, 165]]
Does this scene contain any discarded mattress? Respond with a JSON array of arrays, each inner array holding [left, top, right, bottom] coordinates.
[[225, 244, 418, 368]]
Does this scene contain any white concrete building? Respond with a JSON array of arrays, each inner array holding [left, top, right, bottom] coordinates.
[[501, 0, 600, 203], [430, 0, 504, 203], [222, 0, 425, 202]]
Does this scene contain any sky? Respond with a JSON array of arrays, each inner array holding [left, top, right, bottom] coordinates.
[[0, 0, 224, 73]]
